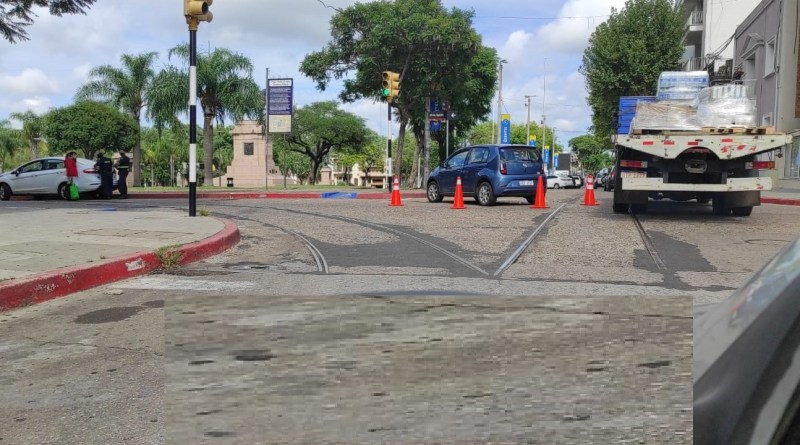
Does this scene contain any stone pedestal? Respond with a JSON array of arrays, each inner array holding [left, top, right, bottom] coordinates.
[[224, 121, 289, 187]]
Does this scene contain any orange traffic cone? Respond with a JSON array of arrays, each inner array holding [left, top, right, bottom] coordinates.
[[581, 174, 599, 206], [389, 175, 404, 207], [452, 176, 465, 209], [531, 175, 549, 209]]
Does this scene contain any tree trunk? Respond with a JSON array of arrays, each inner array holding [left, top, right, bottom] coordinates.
[[410, 131, 421, 188], [203, 114, 215, 187], [310, 158, 320, 185]]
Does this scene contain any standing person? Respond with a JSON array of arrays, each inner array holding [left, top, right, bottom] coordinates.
[[95, 151, 114, 199], [65, 151, 79, 187], [65, 151, 80, 200], [115, 150, 130, 199]]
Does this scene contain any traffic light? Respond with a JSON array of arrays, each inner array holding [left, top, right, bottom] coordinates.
[[184, 0, 213, 24], [382, 71, 400, 102]]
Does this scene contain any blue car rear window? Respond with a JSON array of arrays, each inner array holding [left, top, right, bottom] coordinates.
[[501, 148, 540, 162]]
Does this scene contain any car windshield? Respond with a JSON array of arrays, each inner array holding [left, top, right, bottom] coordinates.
[[694, 238, 800, 381]]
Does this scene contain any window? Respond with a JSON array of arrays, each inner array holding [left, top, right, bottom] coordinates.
[[244, 142, 254, 156], [788, 137, 800, 179], [743, 53, 757, 98], [467, 147, 489, 164], [765, 39, 776, 76], [46, 160, 64, 170], [446, 151, 468, 168], [19, 161, 43, 173]]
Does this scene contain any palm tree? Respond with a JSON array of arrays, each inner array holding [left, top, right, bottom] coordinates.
[[9, 110, 44, 158], [76, 51, 159, 187], [149, 45, 264, 187]]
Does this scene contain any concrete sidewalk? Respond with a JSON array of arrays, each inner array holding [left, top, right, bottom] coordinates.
[[0, 208, 239, 311]]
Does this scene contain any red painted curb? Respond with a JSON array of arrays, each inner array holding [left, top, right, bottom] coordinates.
[[0, 218, 240, 312], [127, 191, 430, 200], [762, 198, 800, 206]]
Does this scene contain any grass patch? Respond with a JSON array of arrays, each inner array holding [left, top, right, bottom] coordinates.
[[155, 245, 183, 269], [198, 207, 210, 216]]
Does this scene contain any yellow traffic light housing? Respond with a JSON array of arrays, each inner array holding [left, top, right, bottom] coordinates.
[[381, 71, 400, 102], [184, 0, 213, 28]]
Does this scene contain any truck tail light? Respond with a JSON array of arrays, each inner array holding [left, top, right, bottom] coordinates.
[[619, 160, 648, 168], [747, 161, 775, 170]]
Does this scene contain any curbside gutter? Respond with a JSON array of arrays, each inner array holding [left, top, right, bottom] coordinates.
[[0, 218, 240, 312], [762, 197, 800, 206]]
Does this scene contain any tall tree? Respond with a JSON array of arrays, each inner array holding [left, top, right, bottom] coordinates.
[[569, 134, 614, 174], [0, 119, 22, 171], [279, 101, 369, 184], [300, 0, 492, 185], [0, 0, 97, 43], [580, 0, 684, 139], [44, 100, 138, 159], [9, 110, 44, 158], [76, 51, 160, 186], [150, 45, 264, 186]]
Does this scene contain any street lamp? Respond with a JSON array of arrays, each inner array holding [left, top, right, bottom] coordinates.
[[542, 57, 549, 172], [496, 59, 507, 144]]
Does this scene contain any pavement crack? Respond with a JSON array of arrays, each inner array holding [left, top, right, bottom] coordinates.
[[21, 336, 162, 354]]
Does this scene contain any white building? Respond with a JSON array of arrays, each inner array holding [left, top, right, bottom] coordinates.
[[678, 0, 763, 72]]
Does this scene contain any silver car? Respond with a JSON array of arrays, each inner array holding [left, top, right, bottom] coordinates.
[[0, 156, 106, 201]]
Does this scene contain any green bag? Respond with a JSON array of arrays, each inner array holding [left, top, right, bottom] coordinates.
[[69, 183, 80, 200]]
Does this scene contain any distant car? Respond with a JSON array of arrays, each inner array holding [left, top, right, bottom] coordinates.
[[546, 174, 573, 189], [604, 167, 616, 191], [427, 144, 545, 206], [571, 175, 584, 188], [694, 237, 800, 444], [594, 170, 609, 189], [0, 156, 114, 201]]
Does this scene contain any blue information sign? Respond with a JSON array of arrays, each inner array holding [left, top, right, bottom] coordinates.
[[543, 149, 551, 165], [500, 114, 511, 144], [528, 139, 537, 148], [554, 154, 559, 169], [430, 121, 441, 132], [267, 78, 293, 133]]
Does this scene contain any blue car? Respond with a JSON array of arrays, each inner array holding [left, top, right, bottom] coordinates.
[[426, 144, 545, 206]]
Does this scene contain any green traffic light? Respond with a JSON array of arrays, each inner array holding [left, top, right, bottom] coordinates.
[[382, 88, 390, 96]]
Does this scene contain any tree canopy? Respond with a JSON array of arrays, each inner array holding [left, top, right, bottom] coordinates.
[[277, 101, 369, 185], [1, 0, 97, 43], [300, 0, 495, 184], [44, 100, 138, 159], [580, 0, 684, 139], [568, 133, 614, 174]]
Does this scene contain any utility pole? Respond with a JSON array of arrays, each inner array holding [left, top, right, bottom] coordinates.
[[524, 95, 535, 146], [542, 58, 548, 173]]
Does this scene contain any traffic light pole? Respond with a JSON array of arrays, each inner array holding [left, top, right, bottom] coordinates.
[[386, 102, 392, 190], [188, 25, 198, 217]]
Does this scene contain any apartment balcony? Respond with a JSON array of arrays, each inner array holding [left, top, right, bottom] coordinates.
[[683, 57, 705, 71], [686, 10, 704, 33]]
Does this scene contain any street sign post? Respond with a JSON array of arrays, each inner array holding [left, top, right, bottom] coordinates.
[[500, 114, 511, 144]]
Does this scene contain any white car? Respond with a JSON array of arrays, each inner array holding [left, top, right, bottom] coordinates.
[[546, 174, 573, 189], [0, 156, 111, 201]]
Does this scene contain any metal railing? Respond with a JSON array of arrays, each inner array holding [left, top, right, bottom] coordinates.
[[683, 57, 704, 71], [686, 10, 704, 28]]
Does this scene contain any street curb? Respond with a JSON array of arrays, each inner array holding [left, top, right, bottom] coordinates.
[[762, 197, 800, 206], [0, 218, 240, 312], [127, 191, 429, 200]]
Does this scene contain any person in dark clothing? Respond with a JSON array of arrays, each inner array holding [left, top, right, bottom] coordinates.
[[95, 152, 114, 199], [115, 150, 130, 198]]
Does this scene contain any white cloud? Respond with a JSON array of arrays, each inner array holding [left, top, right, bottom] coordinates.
[[0, 69, 60, 96], [535, 0, 626, 54]]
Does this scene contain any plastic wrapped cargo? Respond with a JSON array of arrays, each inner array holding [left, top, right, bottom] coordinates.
[[656, 71, 709, 101], [617, 96, 657, 134], [693, 85, 756, 127], [631, 101, 702, 131]]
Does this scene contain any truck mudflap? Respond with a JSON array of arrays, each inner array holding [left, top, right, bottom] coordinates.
[[622, 177, 772, 192]]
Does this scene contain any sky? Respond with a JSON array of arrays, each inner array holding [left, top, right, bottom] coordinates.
[[0, 0, 628, 149]]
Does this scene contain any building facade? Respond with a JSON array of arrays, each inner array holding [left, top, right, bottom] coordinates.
[[734, 0, 800, 189], [678, 0, 763, 72]]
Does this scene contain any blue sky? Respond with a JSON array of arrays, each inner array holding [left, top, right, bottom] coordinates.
[[0, 0, 627, 148]]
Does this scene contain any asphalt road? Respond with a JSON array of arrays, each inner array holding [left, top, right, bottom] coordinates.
[[2, 190, 799, 444]]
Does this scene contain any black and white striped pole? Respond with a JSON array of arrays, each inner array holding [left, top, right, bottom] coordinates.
[[183, 0, 213, 217]]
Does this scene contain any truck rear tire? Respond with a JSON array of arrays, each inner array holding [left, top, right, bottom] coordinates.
[[731, 206, 753, 217], [613, 203, 629, 214], [631, 204, 648, 214], [712, 198, 731, 216]]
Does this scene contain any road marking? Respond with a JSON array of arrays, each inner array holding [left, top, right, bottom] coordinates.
[[494, 203, 567, 277]]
